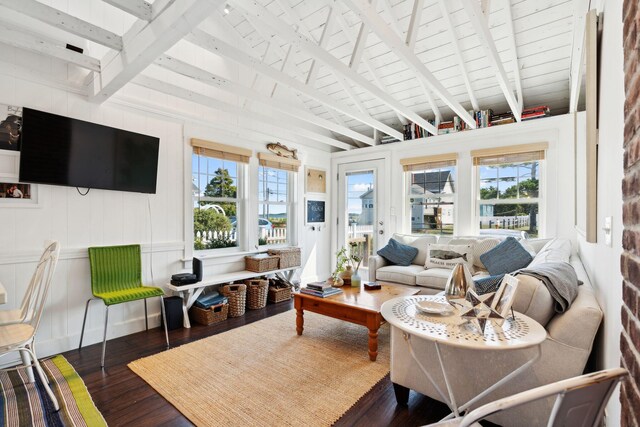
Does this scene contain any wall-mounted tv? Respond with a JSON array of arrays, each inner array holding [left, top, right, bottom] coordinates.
[[19, 108, 159, 194]]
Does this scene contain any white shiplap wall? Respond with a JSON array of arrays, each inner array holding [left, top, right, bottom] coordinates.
[[0, 52, 332, 360]]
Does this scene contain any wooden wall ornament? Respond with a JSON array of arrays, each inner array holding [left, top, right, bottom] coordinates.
[[266, 142, 298, 160], [305, 167, 326, 194]]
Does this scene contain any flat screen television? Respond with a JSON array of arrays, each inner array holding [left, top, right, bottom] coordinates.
[[19, 108, 159, 194]]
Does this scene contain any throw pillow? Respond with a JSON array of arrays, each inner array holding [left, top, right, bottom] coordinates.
[[479, 237, 533, 276], [474, 274, 505, 294], [377, 238, 419, 266], [425, 243, 474, 270]]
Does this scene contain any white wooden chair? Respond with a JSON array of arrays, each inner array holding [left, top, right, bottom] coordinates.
[[426, 367, 627, 427], [0, 241, 61, 411]]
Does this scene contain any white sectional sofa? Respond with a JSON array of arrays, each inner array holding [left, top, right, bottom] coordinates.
[[371, 233, 603, 426]]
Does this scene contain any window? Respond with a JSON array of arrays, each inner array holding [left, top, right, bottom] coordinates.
[[190, 138, 250, 252], [402, 154, 457, 235], [258, 166, 289, 246], [474, 146, 545, 238]]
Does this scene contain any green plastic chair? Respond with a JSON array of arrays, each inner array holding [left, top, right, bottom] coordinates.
[[78, 244, 169, 367]]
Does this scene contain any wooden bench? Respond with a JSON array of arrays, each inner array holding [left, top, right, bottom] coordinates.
[[167, 266, 299, 328]]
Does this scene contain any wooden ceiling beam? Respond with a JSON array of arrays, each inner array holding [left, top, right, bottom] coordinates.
[[0, 20, 101, 71], [232, 0, 434, 135], [306, 6, 336, 87], [132, 75, 353, 151], [154, 54, 374, 146], [437, 0, 479, 111], [185, 30, 403, 140], [0, 0, 123, 50], [102, 0, 152, 21], [568, 0, 591, 112], [461, 0, 521, 121], [90, 0, 224, 103]]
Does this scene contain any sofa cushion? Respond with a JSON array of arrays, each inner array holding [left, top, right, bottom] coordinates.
[[377, 238, 418, 266], [526, 238, 554, 254], [426, 243, 474, 270], [510, 274, 556, 327], [393, 233, 439, 266], [416, 268, 452, 290], [480, 237, 533, 276], [529, 238, 571, 267], [376, 264, 424, 286], [450, 237, 502, 270]]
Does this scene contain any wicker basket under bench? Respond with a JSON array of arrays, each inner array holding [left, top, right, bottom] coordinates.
[[189, 303, 229, 326]]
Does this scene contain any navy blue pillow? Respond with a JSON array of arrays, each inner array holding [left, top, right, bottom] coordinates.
[[479, 237, 533, 276], [474, 274, 505, 294], [377, 238, 418, 266]]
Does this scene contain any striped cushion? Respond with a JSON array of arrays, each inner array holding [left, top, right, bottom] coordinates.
[[479, 237, 533, 276], [94, 286, 164, 306]]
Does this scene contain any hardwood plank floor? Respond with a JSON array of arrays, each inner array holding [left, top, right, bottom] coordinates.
[[62, 301, 454, 427]]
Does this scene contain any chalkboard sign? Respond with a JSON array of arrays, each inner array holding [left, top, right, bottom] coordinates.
[[306, 199, 325, 224]]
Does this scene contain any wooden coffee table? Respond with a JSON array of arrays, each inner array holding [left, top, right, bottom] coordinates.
[[293, 282, 420, 361]]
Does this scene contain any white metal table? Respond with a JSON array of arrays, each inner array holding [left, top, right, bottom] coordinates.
[[381, 295, 547, 420]]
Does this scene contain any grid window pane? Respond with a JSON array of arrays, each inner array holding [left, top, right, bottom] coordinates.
[[258, 166, 289, 246], [408, 166, 456, 235], [192, 153, 240, 250]]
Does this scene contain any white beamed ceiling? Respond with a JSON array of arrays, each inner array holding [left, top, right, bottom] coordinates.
[[0, 0, 579, 149]]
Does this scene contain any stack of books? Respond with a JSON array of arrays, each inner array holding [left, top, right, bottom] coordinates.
[[301, 282, 343, 298], [522, 105, 551, 121], [491, 111, 516, 126], [475, 109, 494, 128], [380, 135, 400, 144], [194, 291, 228, 309]]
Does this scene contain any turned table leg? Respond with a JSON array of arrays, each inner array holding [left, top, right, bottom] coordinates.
[[367, 314, 381, 361], [294, 295, 304, 335]]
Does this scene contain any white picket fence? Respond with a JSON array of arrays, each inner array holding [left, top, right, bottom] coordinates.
[[196, 228, 288, 244], [479, 215, 532, 230]]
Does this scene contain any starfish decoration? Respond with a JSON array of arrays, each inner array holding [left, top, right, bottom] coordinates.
[[458, 290, 504, 335]]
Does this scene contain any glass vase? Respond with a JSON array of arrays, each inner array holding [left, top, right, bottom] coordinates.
[[351, 271, 361, 288], [339, 265, 353, 286]]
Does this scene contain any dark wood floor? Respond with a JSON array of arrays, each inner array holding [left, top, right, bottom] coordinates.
[[63, 301, 453, 427]]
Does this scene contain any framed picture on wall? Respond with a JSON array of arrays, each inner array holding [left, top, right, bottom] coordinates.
[[305, 198, 325, 225], [0, 181, 39, 207], [305, 167, 326, 194], [0, 104, 22, 151]]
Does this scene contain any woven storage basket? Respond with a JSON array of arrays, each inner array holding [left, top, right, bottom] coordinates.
[[268, 286, 292, 303], [267, 247, 301, 269], [245, 255, 279, 272], [220, 283, 247, 317], [245, 279, 268, 310], [189, 303, 229, 326]]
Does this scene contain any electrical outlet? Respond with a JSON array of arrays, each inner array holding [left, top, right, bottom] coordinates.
[[603, 216, 612, 247]]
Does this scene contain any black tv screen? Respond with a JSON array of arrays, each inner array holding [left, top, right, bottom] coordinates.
[[19, 108, 159, 194]]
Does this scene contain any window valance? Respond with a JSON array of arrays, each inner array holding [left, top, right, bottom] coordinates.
[[258, 152, 301, 172], [191, 138, 252, 164], [471, 142, 548, 166], [400, 153, 458, 171]]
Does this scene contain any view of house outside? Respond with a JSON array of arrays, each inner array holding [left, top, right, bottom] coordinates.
[[408, 166, 456, 235], [346, 171, 375, 267]]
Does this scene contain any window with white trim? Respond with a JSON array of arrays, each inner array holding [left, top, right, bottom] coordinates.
[[191, 139, 249, 251], [258, 166, 290, 246], [404, 156, 457, 236], [474, 147, 545, 238]]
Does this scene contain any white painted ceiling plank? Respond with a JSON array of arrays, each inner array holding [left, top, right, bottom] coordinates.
[[233, 0, 435, 135], [437, 0, 479, 111], [91, 0, 224, 102], [185, 29, 403, 140], [568, 0, 590, 112], [154, 54, 374, 145], [0, 21, 101, 72], [102, 0, 152, 21], [0, 0, 123, 50], [461, 0, 521, 121], [504, 0, 523, 112], [343, 0, 467, 129], [405, 0, 423, 50], [132, 75, 353, 150]]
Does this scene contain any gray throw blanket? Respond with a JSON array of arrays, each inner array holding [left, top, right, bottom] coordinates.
[[515, 262, 581, 313]]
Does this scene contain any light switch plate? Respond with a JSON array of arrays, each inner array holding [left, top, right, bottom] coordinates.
[[604, 216, 612, 247]]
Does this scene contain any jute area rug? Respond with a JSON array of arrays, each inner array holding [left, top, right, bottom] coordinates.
[[129, 309, 390, 427]]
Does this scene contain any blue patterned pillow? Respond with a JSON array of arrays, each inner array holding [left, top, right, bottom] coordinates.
[[474, 274, 505, 294], [377, 238, 419, 266], [479, 237, 533, 275]]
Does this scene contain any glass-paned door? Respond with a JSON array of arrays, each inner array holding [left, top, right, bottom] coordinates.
[[337, 160, 386, 276]]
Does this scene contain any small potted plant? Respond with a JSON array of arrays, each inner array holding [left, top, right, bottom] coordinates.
[[330, 247, 349, 287]]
